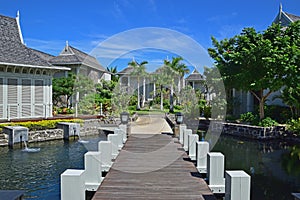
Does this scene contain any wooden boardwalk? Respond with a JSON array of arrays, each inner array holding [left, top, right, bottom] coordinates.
[[93, 133, 216, 200]]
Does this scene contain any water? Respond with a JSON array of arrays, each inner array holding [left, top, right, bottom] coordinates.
[[0, 134, 106, 199], [212, 135, 300, 200], [22, 141, 41, 153]]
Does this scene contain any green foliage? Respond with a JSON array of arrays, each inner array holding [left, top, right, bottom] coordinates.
[[0, 119, 83, 132], [203, 106, 211, 119], [287, 118, 300, 134], [78, 93, 98, 115], [240, 112, 258, 124], [52, 73, 76, 107], [258, 117, 278, 127], [208, 22, 300, 119], [264, 105, 292, 124]]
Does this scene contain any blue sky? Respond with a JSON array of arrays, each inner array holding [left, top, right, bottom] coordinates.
[[1, 0, 300, 73]]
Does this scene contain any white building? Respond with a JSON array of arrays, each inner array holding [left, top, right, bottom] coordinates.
[[0, 12, 69, 120]]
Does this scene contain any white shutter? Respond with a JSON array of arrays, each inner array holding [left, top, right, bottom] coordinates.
[[34, 80, 44, 116], [7, 78, 18, 119], [0, 78, 3, 119], [21, 79, 32, 117]]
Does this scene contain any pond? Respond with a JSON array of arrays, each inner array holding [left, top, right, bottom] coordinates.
[[0, 134, 106, 199], [212, 135, 300, 200]]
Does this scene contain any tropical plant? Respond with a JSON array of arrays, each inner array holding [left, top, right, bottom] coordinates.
[[164, 57, 189, 113], [128, 60, 148, 110], [208, 23, 290, 119], [107, 66, 119, 82]]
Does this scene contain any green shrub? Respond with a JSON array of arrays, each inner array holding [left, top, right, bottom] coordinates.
[[0, 119, 83, 132], [203, 106, 211, 119], [258, 117, 278, 127], [240, 112, 257, 124], [287, 118, 300, 134], [265, 105, 292, 124]]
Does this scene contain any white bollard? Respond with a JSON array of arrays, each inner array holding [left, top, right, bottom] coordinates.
[[207, 152, 225, 193], [225, 170, 251, 200], [61, 169, 85, 200], [114, 128, 124, 150], [119, 124, 127, 143], [84, 151, 103, 191], [179, 124, 186, 145], [188, 134, 199, 161], [108, 134, 119, 159], [196, 141, 210, 173], [98, 141, 112, 172], [183, 129, 192, 151]]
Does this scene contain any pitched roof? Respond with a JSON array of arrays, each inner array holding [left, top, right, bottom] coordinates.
[[185, 69, 204, 81], [50, 44, 107, 72], [117, 65, 134, 75], [0, 14, 55, 68], [285, 12, 300, 22]]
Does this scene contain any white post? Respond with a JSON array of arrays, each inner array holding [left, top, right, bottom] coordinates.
[[61, 169, 85, 200], [114, 128, 123, 149], [188, 134, 198, 161], [225, 171, 251, 200], [179, 124, 186, 145], [119, 124, 127, 143], [84, 151, 103, 191], [108, 134, 119, 159], [98, 141, 112, 172], [183, 129, 192, 151], [207, 152, 225, 193], [196, 141, 210, 173]]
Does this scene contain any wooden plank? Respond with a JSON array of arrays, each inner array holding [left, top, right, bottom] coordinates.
[[93, 134, 215, 200]]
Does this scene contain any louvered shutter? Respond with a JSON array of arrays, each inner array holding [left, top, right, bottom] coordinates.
[[7, 78, 18, 119], [0, 78, 3, 119], [34, 80, 44, 116], [21, 79, 32, 118]]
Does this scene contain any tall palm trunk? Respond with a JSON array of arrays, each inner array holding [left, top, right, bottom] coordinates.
[[160, 85, 163, 110], [137, 78, 140, 110], [169, 84, 174, 113]]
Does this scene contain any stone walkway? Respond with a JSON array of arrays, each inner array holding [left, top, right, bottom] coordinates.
[[130, 114, 173, 134]]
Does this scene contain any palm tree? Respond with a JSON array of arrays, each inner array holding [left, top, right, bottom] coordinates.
[[106, 66, 119, 82], [164, 57, 189, 112], [128, 60, 148, 110]]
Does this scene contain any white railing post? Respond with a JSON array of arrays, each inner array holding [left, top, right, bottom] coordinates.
[[98, 141, 112, 172], [84, 151, 103, 191], [119, 124, 127, 143], [188, 134, 198, 161], [61, 169, 85, 200], [108, 134, 119, 159], [183, 129, 192, 151], [196, 141, 209, 173], [114, 128, 123, 149], [225, 170, 251, 200], [179, 124, 186, 144], [207, 152, 225, 193]]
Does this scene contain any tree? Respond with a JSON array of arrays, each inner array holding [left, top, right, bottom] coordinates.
[[163, 57, 187, 112], [208, 23, 288, 119], [52, 73, 76, 108], [128, 60, 148, 110], [107, 66, 119, 82]]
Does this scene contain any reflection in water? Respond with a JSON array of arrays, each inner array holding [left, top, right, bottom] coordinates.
[[0, 134, 106, 200], [212, 135, 300, 200]]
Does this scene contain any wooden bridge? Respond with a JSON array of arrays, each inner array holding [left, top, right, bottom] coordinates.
[[92, 115, 216, 200]]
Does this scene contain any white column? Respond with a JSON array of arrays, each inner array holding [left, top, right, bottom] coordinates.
[[225, 171, 251, 200], [196, 141, 209, 173], [179, 124, 186, 144], [142, 77, 146, 107], [84, 151, 103, 191], [183, 129, 192, 151], [108, 134, 119, 159], [61, 169, 85, 200], [188, 134, 198, 161], [207, 152, 225, 193], [153, 83, 156, 97], [119, 124, 127, 143], [114, 128, 124, 149], [98, 141, 112, 172]]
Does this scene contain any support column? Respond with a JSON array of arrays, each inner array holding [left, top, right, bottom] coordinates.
[[98, 141, 112, 172], [188, 134, 198, 161], [84, 151, 103, 191], [183, 129, 192, 151], [207, 152, 225, 193], [225, 170, 251, 200], [179, 124, 186, 144], [196, 141, 209, 173], [61, 169, 85, 200]]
